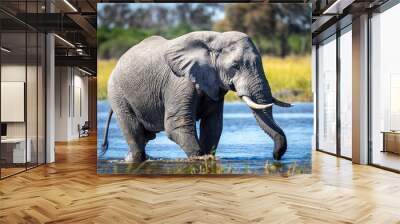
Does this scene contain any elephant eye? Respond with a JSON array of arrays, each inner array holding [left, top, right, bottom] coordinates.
[[232, 63, 240, 70]]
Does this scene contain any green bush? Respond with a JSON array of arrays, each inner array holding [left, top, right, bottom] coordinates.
[[98, 27, 155, 59]]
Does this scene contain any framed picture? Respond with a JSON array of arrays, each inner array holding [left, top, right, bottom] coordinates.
[[97, 3, 312, 175]]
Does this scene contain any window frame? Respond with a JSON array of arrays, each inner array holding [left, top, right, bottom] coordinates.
[[315, 22, 353, 161]]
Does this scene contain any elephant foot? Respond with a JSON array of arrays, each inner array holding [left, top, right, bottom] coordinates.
[[125, 152, 146, 163]]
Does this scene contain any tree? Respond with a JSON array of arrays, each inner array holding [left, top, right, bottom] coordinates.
[[97, 3, 224, 58], [97, 3, 310, 58], [98, 3, 132, 28], [216, 3, 311, 57]]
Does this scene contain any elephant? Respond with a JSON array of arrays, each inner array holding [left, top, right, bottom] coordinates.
[[101, 31, 291, 163]]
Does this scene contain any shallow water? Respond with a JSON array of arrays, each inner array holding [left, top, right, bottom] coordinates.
[[97, 101, 313, 175]]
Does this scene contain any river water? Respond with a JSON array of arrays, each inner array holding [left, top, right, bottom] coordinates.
[[97, 101, 313, 175]]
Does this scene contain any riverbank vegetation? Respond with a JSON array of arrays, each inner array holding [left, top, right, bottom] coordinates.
[[98, 55, 311, 102], [97, 3, 312, 102], [98, 158, 311, 176], [98, 4, 311, 59]]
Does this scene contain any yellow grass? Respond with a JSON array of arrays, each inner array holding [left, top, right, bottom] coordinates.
[[225, 56, 312, 102], [97, 59, 117, 100], [98, 55, 311, 102]]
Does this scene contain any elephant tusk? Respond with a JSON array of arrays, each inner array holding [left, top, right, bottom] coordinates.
[[241, 96, 273, 110]]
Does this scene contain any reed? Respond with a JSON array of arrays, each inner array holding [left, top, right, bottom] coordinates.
[[98, 158, 310, 175]]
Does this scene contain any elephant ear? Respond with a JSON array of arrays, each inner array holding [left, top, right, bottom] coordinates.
[[164, 39, 219, 101]]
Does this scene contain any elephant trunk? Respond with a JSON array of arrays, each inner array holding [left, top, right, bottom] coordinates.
[[252, 80, 287, 160], [253, 108, 287, 160], [235, 60, 287, 160], [237, 90, 287, 160]]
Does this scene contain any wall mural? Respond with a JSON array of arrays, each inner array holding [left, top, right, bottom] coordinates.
[[97, 3, 313, 175]]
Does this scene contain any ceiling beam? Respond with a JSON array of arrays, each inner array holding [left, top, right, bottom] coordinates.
[[11, 13, 82, 32], [322, 0, 356, 14], [67, 13, 96, 40], [55, 55, 96, 73], [311, 15, 335, 34]]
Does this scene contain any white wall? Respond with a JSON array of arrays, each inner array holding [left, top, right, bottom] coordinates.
[[1, 65, 39, 137], [54, 67, 89, 141], [55, 66, 69, 141], [1, 65, 26, 139], [1, 65, 26, 132], [1, 63, 47, 164], [73, 73, 89, 137], [1, 82, 25, 122]]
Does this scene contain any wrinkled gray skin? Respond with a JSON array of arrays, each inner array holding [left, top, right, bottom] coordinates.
[[102, 31, 290, 162]]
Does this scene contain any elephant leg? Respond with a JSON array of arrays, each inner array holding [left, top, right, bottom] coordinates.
[[165, 117, 201, 158], [112, 98, 146, 162], [143, 130, 156, 144], [199, 102, 223, 155]]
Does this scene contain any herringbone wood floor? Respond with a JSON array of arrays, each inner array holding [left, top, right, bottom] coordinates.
[[1, 135, 400, 224]]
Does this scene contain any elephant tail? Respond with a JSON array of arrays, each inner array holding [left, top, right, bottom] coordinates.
[[100, 108, 113, 157]]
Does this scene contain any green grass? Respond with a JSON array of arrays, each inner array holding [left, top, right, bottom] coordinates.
[[97, 55, 311, 102]]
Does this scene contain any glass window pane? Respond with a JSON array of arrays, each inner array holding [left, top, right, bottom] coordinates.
[[0, 0, 46, 178], [27, 31, 38, 168], [318, 36, 337, 154], [38, 32, 45, 165], [1, 30, 27, 177], [26, 0, 40, 169], [340, 28, 352, 158], [371, 4, 400, 171]]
